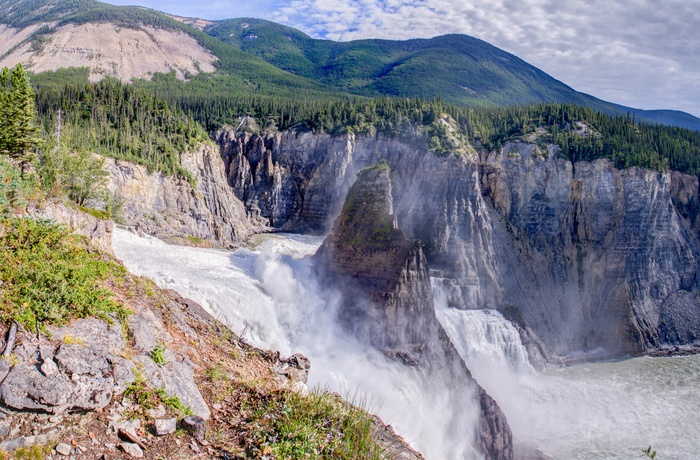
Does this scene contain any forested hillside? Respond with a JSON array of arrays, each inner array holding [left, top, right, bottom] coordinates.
[[121, 86, 700, 175], [2, 0, 699, 131], [29, 72, 700, 178], [205, 18, 700, 131], [35, 72, 209, 177]]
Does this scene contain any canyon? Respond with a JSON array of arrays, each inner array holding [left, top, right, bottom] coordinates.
[[120, 125, 700, 360], [109, 124, 700, 458], [105, 123, 700, 458]]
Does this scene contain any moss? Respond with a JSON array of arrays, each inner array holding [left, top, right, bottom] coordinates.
[[360, 159, 389, 172], [79, 206, 109, 220], [234, 387, 383, 459]]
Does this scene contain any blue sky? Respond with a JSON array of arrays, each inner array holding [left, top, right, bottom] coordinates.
[[105, 0, 700, 117]]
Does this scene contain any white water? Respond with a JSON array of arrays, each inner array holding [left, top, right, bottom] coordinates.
[[433, 283, 700, 460], [114, 228, 700, 460], [113, 228, 481, 459]]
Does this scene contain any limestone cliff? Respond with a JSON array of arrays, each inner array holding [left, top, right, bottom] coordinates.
[[107, 143, 267, 248], [315, 165, 513, 460], [217, 127, 700, 359]]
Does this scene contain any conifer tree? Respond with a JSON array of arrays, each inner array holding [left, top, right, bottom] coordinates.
[[0, 66, 10, 155], [5, 64, 38, 165]]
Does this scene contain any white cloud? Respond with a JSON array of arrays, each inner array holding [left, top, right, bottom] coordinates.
[[269, 0, 700, 115], [104, 0, 279, 21]]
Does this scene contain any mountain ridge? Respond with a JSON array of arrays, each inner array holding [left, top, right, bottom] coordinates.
[[205, 17, 700, 131], [0, 0, 697, 131]]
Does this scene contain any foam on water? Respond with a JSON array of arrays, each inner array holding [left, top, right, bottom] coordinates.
[[114, 228, 700, 459], [113, 228, 482, 459], [432, 280, 700, 459]]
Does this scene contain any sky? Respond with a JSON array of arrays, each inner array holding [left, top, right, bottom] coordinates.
[[104, 0, 700, 116]]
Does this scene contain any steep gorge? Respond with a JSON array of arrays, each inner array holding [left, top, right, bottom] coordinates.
[[209, 127, 700, 359]]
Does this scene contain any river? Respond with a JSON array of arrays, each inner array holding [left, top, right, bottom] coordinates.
[[113, 228, 699, 460]]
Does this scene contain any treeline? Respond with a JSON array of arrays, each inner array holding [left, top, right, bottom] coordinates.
[[29, 69, 700, 177], [0, 0, 185, 31], [35, 78, 209, 177], [468, 104, 700, 174], [157, 91, 700, 175]]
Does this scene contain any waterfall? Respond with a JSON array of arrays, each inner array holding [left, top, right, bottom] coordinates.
[[112, 228, 482, 460], [113, 229, 700, 460], [432, 278, 533, 374]]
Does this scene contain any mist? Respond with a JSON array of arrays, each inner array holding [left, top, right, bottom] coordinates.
[[114, 227, 700, 459], [113, 228, 483, 459]]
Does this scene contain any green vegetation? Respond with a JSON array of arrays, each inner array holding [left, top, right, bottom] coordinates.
[[35, 77, 208, 177], [205, 18, 700, 131], [363, 159, 389, 172], [208, 19, 591, 107], [149, 91, 700, 175], [238, 387, 382, 459], [0, 156, 39, 216], [150, 341, 167, 365], [468, 103, 700, 174], [642, 446, 658, 459], [0, 64, 38, 166], [124, 371, 193, 418], [0, 218, 130, 332], [11, 445, 52, 460]]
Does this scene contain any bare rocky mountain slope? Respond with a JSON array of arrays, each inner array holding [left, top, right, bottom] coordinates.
[[0, 22, 217, 82]]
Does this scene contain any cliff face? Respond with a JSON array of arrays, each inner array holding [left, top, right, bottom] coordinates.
[[217, 128, 700, 358], [315, 166, 513, 460], [108, 143, 267, 247], [480, 144, 699, 357]]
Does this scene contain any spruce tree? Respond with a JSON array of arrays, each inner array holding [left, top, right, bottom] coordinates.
[[0, 66, 9, 156], [5, 64, 38, 165]]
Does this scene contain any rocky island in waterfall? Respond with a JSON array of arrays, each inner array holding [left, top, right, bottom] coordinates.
[[0, 0, 699, 458]]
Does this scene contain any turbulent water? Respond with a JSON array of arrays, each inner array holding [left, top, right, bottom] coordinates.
[[113, 228, 700, 460], [113, 228, 482, 459]]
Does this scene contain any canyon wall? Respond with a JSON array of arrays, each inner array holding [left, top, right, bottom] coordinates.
[[108, 143, 267, 248], [215, 127, 700, 359]]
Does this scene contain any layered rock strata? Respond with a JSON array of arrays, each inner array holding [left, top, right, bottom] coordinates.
[[108, 143, 267, 247], [315, 165, 513, 460], [217, 127, 700, 359]]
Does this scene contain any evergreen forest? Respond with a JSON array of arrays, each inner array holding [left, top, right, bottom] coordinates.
[[29, 69, 700, 177]]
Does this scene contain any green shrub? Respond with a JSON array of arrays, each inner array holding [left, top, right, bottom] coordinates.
[[0, 217, 130, 332], [149, 341, 167, 366], [39, 137, 108, 206], [242, 388, 383, 459], [0, 157, 40, 216], [124, 372, 193, 418]]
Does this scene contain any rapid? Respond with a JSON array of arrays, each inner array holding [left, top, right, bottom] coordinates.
[[113, 228, 700, 459]]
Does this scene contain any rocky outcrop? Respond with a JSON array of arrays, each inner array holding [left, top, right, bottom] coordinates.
[[108, 143, 267, 247], [217, 128, 700, 359], [315, 165, 513, 460], [0, 318, 134, 414], [36, 201, 114, 254], [0, 309, 211, 420]]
